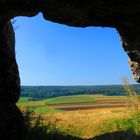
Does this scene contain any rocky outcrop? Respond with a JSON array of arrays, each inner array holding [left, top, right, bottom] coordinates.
[[1, 0, 140, 139], [0, 22, 25, 139]]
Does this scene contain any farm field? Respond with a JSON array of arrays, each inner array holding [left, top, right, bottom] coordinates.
[[17, 94, 129, 113], [17, 94, 139, 139]]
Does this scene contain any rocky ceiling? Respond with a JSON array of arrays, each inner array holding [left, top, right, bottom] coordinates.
[[0, 1, 140, 27], [1, 0, 140, 82]]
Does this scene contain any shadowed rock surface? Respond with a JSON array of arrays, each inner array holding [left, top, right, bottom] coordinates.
[[1, 0, 140, 139], [0, 22, 25, 139], [92, 131, 140, 140]]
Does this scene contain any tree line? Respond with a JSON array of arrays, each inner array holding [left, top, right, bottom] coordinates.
[[21, 85, 140, 100]]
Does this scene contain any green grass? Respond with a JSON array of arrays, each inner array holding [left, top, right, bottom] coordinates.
[[101, 112, 140, 135], [18, 97, 32, 102], [46, 95, 99, 104], [17, 100, 45, 107], [46, 94, 128, 105], [17, 97, 61, 114], [33, 106, 62, 115]]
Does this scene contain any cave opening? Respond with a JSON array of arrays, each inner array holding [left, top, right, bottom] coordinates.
[[14, 13, 135, 86], [1, 1, 140, 140], [14, 15, 138, 137]]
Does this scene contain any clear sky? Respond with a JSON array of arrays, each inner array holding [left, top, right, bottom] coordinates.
[[14, 13, 136, 86]]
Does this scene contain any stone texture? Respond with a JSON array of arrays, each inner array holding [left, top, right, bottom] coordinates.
[[128, 60, 140, 82], [1, 0, 140, 139], [0, 21, 25, 139], [0, 22, 20, 102]]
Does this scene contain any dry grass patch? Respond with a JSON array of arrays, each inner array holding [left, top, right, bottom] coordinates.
[[42, 108, 130, 139]]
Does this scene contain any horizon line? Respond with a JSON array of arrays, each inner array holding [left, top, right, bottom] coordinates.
[[21, 83, 139, 86]]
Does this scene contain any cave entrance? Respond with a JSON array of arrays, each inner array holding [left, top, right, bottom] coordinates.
[[13, 13, 138, 140], [14, 13, 134, 86]]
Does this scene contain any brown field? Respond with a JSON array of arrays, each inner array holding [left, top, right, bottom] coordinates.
[[66, 106, 127, 114], [56, 105, 125, 111], [47, 99, 128, 111]]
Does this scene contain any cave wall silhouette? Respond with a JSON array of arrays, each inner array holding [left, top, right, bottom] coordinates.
[[1, 0, 140, 139]]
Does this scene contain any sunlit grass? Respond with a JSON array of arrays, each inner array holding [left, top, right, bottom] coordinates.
[[42, 108, 133, 139]]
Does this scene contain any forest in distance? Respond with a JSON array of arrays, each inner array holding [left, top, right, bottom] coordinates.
[[21, 84, 140, 100]]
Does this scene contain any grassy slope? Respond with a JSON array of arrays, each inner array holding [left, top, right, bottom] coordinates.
[[17, 94, 128, 114], [17, 97, 61, 115], [46, 95, 96, 104], [46, 94, 127, 104], [18, 97, 32, 102], [17, 94, 128, 108]]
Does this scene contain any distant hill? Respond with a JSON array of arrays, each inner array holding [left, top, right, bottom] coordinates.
[[21, 84, 140, 100]]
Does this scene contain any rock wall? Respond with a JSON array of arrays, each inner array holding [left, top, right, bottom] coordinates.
[[0, 21, 25, 139], [0, 0, 140, 139]]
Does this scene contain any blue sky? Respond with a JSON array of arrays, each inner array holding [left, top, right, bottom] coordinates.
[[14, 13, 136, 86]]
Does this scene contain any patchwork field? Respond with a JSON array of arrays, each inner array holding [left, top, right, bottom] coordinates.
[[17, 94, 132, 120], [17, 94, 140, 139], [17, 94, 129, 113], [46, 94, 129, 111]]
